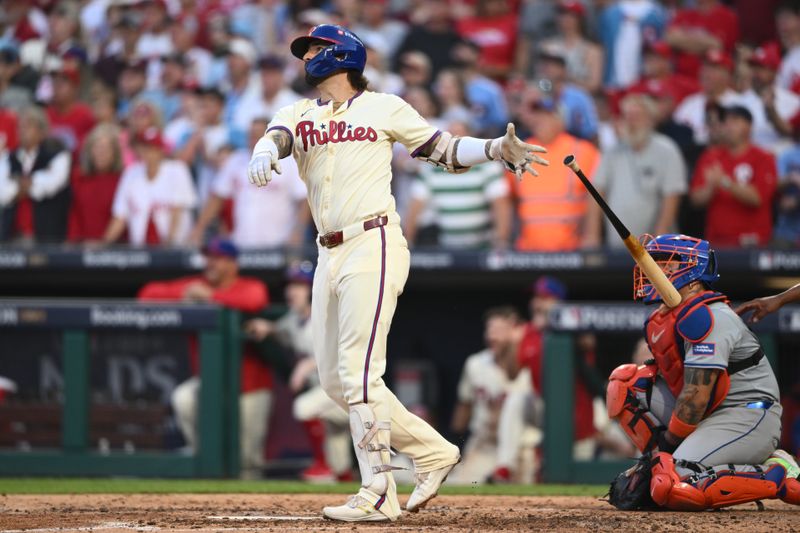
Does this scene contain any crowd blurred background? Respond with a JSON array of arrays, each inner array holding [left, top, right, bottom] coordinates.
[[0, 0, 799, 250], [2, 0, 800, 484]]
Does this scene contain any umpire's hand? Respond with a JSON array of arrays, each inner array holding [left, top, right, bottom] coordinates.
[[248, 150, 282, 187], [735, 295, 782, 323]]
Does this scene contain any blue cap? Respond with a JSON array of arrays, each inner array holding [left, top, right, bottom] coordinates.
[[532, 276, 567, 300], [203, 237, 239, 259], [286, 260, 314, 285]]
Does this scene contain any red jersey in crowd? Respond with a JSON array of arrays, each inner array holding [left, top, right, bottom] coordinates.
[[517, 324, 597, 441], [46, 103, 96, 154], [691, 145, 777, 247], [138, 275, 272, 392], [67, 169, 121, 242], [0, 109, 18, 151], [457, 13, 518, 77], [668, 4, 739, 78], [628, 73, 700, 106]]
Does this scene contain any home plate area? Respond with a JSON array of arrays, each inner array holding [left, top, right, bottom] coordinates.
[[0, 494, 798, 532]]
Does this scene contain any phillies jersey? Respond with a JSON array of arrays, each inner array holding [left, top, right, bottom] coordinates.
[[267, 90, 439, 234], [691, 145, 777, 247]]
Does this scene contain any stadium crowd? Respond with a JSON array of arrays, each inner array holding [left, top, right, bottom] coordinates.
[[0, 0, 798, 249]]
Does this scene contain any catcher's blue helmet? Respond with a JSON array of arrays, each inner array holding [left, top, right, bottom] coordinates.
[[290, 24, 366, 79], [634, 234, 719, 303]]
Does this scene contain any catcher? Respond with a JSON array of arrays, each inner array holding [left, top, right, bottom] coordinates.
[[607, 233, 800, 511]]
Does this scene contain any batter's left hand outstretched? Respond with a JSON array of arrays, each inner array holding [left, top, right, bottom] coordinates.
[[493, 123, 549, 180], [248, 149, 282, 187]]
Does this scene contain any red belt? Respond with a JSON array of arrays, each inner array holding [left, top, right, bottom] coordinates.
[[318, 215, 389, 249]]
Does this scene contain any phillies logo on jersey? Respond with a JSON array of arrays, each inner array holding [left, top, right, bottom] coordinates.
[[295, 120, 378, 151]]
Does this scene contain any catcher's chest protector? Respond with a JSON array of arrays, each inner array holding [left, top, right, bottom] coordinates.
[[644, 291, 730, 410]]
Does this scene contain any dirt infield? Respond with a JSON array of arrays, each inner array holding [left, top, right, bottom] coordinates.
[[0, 493, 797, 532]]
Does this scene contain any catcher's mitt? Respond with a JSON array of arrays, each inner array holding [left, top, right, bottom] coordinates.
[[606, 453, 659, 511]]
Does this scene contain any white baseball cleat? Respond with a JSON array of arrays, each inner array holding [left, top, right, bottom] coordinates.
[[323, 493, 400, 522], [405, 458, 459, 513]]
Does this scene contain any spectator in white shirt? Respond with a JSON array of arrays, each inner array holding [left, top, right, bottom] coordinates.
[[741, 45, 800, 155], [673, 50, 747, 145], [776, 2, 800, 92], [189, 117, 309, 249], [233, 55, 301, 143], [103, 127, 197, 246]]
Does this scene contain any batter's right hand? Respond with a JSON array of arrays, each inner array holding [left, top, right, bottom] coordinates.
[[248, 151, 282, 187], [735, 296, 781, 323]]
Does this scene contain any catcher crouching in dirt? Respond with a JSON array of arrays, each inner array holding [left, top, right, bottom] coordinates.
[[607, 233, 800, 511]]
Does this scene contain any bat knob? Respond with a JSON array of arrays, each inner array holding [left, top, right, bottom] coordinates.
[[563, 155, 580, 173]]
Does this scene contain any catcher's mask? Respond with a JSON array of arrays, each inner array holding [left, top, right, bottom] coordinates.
[[633, 234, 719, 303]]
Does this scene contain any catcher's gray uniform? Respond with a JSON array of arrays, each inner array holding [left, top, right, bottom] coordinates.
[[647, 301, 781, 477]]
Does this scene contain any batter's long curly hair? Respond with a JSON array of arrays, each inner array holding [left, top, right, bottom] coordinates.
[[347, 71, 370, 91]]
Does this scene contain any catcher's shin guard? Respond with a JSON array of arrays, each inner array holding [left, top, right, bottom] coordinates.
[[606, 363, 661, 453], [650, 452, 791, 511]]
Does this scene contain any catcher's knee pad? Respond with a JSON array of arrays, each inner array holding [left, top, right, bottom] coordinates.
[[651, 452, 788, 511], [650, 452, 707, 510], [781, 477, 800, 505], [606, 363, 661, 453]]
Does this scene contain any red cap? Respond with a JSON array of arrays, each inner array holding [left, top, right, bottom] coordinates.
[[51, 64, 80, 84], [749, 45, 782, 71], [645, 41, 672, 60], [557, 0, 585, 16], [646, 79, 676, 100], [704, 50, 734, 72], [133, 127, 165, 150]]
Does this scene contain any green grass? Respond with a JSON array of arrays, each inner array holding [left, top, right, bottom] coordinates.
[[0, 478, 605, 497]]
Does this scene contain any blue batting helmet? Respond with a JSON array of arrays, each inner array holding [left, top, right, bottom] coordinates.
[[290, 24, 366, 79], [633, 234, 719, 303]]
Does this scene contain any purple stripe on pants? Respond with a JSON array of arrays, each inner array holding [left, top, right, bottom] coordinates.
[[363, 225, 387, 404]]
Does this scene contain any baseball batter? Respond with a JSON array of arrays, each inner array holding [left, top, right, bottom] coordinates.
[[247, 24, 548, 522], [607, 234, 800, 511]]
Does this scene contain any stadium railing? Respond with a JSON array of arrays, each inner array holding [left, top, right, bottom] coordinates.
[[0, 300, 242, 478]]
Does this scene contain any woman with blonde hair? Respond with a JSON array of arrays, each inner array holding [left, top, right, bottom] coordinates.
[[67, 123, 124, 242]]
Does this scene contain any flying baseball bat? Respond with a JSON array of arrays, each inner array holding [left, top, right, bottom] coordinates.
[[563, 155, 682, 308]]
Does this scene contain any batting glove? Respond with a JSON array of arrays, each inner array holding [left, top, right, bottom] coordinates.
[[248, 150, 282, 187], [489, 123, 549, 180]]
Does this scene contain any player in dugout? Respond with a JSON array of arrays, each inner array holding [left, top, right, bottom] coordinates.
[[606, 233, 800, 511], [138, 237, 273, 479], [246, 24, 549, 521]]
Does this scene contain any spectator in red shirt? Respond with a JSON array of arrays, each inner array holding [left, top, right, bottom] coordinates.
[[690, 105, 778, 247], [665, 0, 739, 79], [46, 63, 96, 154], [0, 107, 18, 153], [456, 0, 518, 81], [138, 238, 273, 478], [628, 41, 700, 106], [67, 124, 123, 242]]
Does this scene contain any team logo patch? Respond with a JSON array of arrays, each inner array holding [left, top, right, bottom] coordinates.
[[692, 342, 715, 355]]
